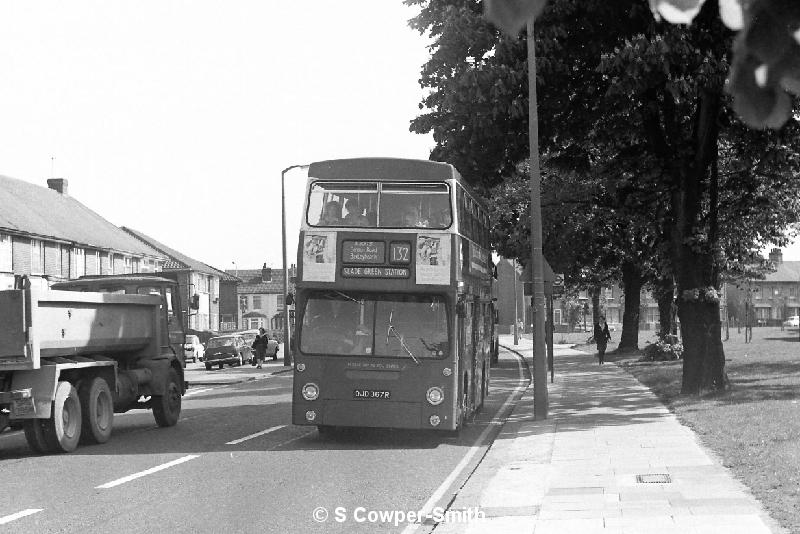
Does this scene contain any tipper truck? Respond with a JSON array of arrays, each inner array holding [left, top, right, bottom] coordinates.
[[0, 274, 188, 453]]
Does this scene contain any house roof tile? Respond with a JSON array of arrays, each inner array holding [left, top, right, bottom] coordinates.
[[0, 175, 163, 257], [123, 227, 228, 278]]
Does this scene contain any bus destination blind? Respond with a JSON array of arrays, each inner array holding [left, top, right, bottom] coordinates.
[[341, 266, 409, 278], [342, 241, 385, 264]]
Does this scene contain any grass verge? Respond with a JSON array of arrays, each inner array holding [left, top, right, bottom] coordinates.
[[619, 326, 800, 532]]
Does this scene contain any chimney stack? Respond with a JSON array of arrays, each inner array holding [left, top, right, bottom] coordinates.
[[768, 248, 783, 265], [47, 178, 69, 196]]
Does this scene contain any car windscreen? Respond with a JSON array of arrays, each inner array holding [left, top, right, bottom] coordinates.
[[206, 338, 235, 348], [299, 291, 449, 358]]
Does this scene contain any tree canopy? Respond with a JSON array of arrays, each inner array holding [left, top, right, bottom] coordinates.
[[408, 0, 800, 393]]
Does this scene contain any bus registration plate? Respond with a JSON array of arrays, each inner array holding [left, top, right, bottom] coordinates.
[[353, 389, 391, 400]]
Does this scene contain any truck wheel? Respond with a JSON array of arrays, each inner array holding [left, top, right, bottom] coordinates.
[[218, 363, 223, 370], [79, 377, 114, 444], [152, 368, 181, 427], [42, 381, 82, 453], [205, 363, 212, 371], [23, 419, 49, 453]]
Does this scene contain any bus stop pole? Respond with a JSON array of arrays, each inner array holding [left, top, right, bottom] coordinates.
[[528, 18, 548, 419]]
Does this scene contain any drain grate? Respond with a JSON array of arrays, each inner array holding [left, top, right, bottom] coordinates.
[[636, 473, 671, 484]]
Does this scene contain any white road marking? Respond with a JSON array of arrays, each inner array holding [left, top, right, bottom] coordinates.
[[96, 455, 200, 489], [184, 387, 214, 397], [400, 352, 526, 534], [0, 509, 43, 525], [225, 425, 285, 445]]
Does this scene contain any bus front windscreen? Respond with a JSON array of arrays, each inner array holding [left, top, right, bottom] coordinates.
[[299, 291, 449, 359]]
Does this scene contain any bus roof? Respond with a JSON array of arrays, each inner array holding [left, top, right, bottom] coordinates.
[[308, 158, 462, 182]]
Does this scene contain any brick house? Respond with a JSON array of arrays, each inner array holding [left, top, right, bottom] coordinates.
[[229, 265, 296, 338], [726, 248, 800, 325], [0, 175, 166, 290]]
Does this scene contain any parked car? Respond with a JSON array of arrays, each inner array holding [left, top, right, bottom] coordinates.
[[784, 315, 800, 327], [238, 329, 259, 348], [266, 338, 280, 361], [184, 334, 205, 363], [204, 334, 253, 370]]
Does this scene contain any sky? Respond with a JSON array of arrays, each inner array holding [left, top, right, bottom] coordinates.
[[1, 1, 799, 271], [0, 1, 435, 272]]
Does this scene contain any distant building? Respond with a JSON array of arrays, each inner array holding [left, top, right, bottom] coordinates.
[[0, 175, 166, 290], [123, 227, 230, 332], [229, 265, 296, 337], [726, 248, 800, 325]]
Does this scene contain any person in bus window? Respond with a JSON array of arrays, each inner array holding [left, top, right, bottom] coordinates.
[[344, 199, 370, 227], [402, 205, 430, 228], [320, 200, 342, 225]]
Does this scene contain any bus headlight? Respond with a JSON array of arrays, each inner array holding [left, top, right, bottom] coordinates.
[[302, 382, 320, 401], [296, 363, 306, 372], [429, 415, 441, 427], [305, 410, 317, 421], [442, 367, 452, 377], [426, 387, 444, 406]]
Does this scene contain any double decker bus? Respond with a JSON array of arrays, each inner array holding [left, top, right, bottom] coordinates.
[[291, 158, 498, 433]]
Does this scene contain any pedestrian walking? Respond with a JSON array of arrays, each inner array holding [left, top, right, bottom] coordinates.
[[251, 327, 268, 369], [594, 316, 612, 364]]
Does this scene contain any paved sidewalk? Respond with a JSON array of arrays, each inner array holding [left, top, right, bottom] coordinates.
[[185, 348, 292, 385], [435, 335, 784, 534]]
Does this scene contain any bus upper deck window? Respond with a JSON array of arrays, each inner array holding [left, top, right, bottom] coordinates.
[[308, 182, 378, 227], [379, 183, 451, 229]]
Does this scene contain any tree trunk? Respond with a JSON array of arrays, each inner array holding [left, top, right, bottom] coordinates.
[[590, 286, 600, 325], [678, 299, 727, 393], [617, 260, 642, 352], [673, 87, 728, 395], [654, 276, 675, 340]]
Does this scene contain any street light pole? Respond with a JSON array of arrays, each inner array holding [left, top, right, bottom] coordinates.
[[513, 259, 519, 345], [282, 164, 308, 366], [527, 18, 548, 419]]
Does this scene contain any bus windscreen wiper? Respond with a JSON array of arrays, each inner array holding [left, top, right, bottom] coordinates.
[[386, 312, 420, 365]]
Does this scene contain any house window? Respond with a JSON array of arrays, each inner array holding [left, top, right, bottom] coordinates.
[[604, 287, 613, 299], [73, 247, 85, 278], [252, 296, 262, 309], [791, 286, 798, 298], [124, 256, 132, 274], [554, 308, 563, 325], [132, 258, 140, 273], [754, 288, 761, 300], [248, 317, 263, 330], [107, 252, 115, 274], [30, 239, 44, 274], [239, 295, 249, 313], [0, 233, 11, 272]]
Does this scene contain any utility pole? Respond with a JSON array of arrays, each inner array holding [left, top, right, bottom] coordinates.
[[527, 18, 548, 419]]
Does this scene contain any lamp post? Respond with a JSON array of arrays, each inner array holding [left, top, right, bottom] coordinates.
[[282, 164, 308, 366]]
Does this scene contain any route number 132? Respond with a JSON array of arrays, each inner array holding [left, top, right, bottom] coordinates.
[[390, 243, 411, 264]]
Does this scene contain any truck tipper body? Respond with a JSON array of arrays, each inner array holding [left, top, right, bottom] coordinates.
[[0, 274, 187, 453]]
